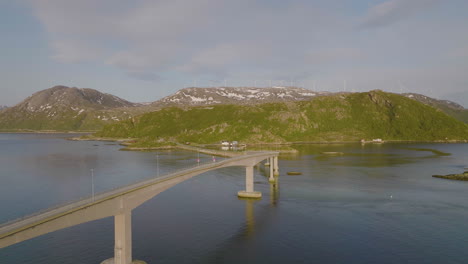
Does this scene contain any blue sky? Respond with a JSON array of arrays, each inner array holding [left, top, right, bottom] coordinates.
[[1, 0, 467, 106]]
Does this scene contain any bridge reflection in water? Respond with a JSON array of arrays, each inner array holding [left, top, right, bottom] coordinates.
[[0, 151, 279, 264], [242, 177, 279, 239]]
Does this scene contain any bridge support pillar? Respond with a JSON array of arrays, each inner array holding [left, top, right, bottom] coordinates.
[[273, 156, 279, 176], [114, 211, 132, 264], [101, 211, 147, 264], [238, 166, 261, 198], [269, 157, 275, 183]]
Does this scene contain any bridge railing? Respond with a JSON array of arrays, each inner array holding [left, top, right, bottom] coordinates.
[[94, 150, 274, 199], [0, 151, 277, 232], [0, 157, 219, 231]]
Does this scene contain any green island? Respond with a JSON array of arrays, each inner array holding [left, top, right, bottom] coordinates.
[[433, 171, 468, 181], [89, 90, 468, 149]]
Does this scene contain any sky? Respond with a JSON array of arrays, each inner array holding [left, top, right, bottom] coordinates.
[[1, 0, 467, 106]]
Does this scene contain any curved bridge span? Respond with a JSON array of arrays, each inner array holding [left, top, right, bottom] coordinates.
[[0, 151, 279, 264]]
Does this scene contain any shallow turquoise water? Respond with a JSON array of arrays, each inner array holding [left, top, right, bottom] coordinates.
[[0, 134, 467, 264]]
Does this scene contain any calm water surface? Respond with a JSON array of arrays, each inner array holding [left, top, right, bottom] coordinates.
[[0, 133, 467, 264]]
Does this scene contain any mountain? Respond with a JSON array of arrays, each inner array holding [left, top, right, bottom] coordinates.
[[2, 86, 467, 132], [152, 86, 329, 108], [403, 93, 468, 123], [0, 86, 142, 131], [0, 105, 8, 111], [95, 90, 468, 146], [19, 85, 138, 109]]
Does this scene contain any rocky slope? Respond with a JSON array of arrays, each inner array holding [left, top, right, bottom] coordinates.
[[95, 90, 468, 145], [0, 86, 142, 131]]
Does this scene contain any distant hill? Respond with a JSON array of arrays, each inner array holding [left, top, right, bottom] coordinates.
[[95, 90, 468, 145], [152, 86, 329, 108], [153, 88, 468, 123], [0, 105, 8, 111], [442, 90, 468, 109], [0, 86, 142, 131], [403, 93, 468, 123]]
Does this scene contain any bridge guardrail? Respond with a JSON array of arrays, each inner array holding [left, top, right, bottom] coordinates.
[[0, 151, 277, 233]]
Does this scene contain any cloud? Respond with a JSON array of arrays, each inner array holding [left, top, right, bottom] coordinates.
[[106, 42, 183, 70], [359, 0, 440, 29], [127, 71, 161, 82], [450, 45, 468, 58], [27, 0, 468, 103], [51, 39, 102, 63], [29, 0, 342, 80], [305, 47, 364, 64], [177, 42, 273, 76]]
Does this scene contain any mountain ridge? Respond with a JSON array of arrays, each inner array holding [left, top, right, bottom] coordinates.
[[1, 85, 467, 132]]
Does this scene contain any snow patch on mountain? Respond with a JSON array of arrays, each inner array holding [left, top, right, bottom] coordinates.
[[153, 87, 326, 107]]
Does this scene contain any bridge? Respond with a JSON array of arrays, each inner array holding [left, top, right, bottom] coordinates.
[[0, 151, 279, 264]]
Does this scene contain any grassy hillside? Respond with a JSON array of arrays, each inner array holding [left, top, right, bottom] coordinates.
[[94, 91, 468, 145]]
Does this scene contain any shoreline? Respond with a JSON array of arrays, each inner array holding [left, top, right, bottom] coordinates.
[[68, 136, 133, 142], [1, 131, 466, 144], [62, 135, 468, 156], [66, 135, 468, 145], [0, 130, 95, 134], [3, 132, 466, 154]]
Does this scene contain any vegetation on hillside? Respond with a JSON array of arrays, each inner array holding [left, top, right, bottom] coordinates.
[[94, 90, 468, 145], [0, 107, 134, 131]]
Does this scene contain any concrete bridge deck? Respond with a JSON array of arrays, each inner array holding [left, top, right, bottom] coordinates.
[[0, 150, 279, 264]]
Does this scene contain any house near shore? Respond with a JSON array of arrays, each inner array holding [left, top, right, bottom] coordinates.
[[360, 138, 384, 144], [220, 140, 240, 148]]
